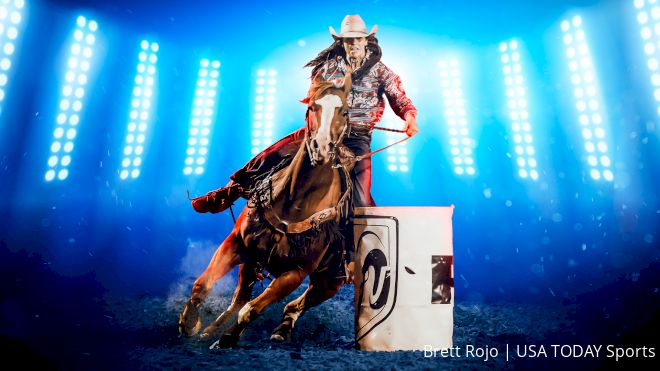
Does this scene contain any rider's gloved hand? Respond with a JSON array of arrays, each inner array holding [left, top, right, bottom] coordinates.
[[403, 112, 419, 137], [345, 261, 355, 284]]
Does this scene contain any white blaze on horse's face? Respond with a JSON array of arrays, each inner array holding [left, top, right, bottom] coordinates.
[[312, 93, 343, 163]]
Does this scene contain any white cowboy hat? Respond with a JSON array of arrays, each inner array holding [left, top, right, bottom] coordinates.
[[329, 15, 378, 38]]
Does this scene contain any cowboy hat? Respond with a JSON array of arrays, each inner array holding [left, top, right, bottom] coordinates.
[[329, 15, 378, 38]]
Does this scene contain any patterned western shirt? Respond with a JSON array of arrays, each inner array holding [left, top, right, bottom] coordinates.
[[314, 54, 417, 133]]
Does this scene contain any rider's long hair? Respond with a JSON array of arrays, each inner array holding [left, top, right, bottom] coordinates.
[[305, 36, 382, 81]]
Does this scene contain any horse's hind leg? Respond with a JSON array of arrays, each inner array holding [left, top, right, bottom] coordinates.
[[200, 263, 255, 339], [178, 230, 243, 336], [218, 269, 308, 348], [271, 276, 345, 342]]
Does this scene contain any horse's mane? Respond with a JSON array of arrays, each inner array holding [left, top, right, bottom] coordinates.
[[269, 140, 306, 201], [304, 36, 382, 81], [307, 80, 339, 102]]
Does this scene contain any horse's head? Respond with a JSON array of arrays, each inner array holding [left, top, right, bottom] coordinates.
[[302, 73, 351, 166]]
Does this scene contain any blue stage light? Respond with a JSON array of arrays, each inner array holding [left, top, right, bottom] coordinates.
[[560, 16, 614, 182], [499, 39, 539, 181], [251, 69, 276, 155], [183, 58, 220, 176], [0, 0, 25, 112], [380, 111, 409, 172], [438, 59, 476, 176], [119, 40, 159, 180], [633, 0, 660, 115], [45, 15, 98, 182]]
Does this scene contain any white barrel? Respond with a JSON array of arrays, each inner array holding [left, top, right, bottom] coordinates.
[[353, 206, 455, 351]]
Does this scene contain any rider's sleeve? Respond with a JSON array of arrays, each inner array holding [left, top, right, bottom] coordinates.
[[379, 63, 418, 120]]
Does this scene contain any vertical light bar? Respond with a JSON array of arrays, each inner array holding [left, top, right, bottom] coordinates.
[[119, 40, 158, 180], [560, 16, 614, 182], [382, 112, 409, 172], [633, 0, 660, 115], [45, 15, 98, 182], [251, 69, 276, 155], [438, 59, 476, 176], [499, 39, 539, 181], [0, 0, 25, 113], [183, 58, 220, 176]]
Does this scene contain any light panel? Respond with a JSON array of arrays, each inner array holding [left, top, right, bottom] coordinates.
[[45, 15, 98, 182], [438, 59, 477, 176], [183, 58, 220, 176], [633, 0, 660, 116], [252, 69, 276, 155], [560, 16, 614, 182], [381, 112, 409, 173], [0, 0, 25, 114], [499, 39, 539, 181], [119, 40, 159, 180]]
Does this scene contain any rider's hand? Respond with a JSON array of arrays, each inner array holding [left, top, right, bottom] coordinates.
[[345, 261, 355, 284], [404, 112, 419, 137]]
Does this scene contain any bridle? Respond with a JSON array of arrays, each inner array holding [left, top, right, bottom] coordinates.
[[259, 101, 353, 237], [304, 99, 349, 167]]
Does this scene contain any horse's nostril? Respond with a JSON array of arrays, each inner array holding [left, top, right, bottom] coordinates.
[[312, 140, 319, 150]]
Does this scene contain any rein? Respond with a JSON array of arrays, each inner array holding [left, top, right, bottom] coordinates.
[[353, 135, 410, 163], [233, 125, 409, 228], [372, 126, 407, 133], [342, 125, 411, 165]]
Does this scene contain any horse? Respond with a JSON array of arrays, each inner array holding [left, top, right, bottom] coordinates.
[[178, 74, 355, 348]]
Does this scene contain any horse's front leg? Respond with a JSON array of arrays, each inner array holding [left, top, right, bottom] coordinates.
[[178, 229, 243, 336], [199, 263, 255, 339], [218, 268, 308, 348], [271, 275, 345, 342]]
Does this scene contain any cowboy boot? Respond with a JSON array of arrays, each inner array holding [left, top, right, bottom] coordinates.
[[191, 181, 244, 214]]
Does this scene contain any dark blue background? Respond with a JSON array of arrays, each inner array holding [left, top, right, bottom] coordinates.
[[0, 0, 657, 368]]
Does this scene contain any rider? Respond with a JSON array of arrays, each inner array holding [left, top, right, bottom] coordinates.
[[192, 15, 419, 279]]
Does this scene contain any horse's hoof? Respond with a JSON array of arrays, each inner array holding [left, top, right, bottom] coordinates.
[[270, 333, 286, 342], [199, 328, 216, 341], [218, 333, 239, 348], [201, 325, 217, 336], [178, 299, 202, 337], [270, 323, 292, 342]]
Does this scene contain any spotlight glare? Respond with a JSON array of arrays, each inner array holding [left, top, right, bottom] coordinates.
[[57, 169, 68, 180], [76, 16, 86, 28]]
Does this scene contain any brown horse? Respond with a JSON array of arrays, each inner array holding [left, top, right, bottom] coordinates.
[[178, 74, 355, 347]]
